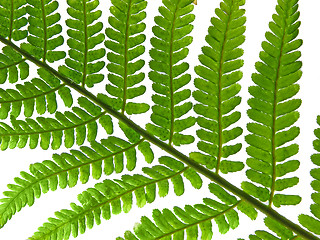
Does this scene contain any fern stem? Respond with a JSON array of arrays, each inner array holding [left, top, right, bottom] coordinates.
[[1, 36, 318, 240], [155, 200, 241, 239]]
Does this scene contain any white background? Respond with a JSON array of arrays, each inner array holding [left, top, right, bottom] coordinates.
[[1, 0, 320, 239]]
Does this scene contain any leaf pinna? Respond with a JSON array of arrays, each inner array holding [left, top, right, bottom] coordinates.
[[243, 0, 302, 208], [0, 0, 320, 239], [146, 0, 196, 146], [105, 0, 149, 115], [58, 0, 106, 88], [191, 0, 245, 173]]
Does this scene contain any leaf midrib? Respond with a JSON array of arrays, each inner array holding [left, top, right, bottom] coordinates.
[[269, 6, 288, 208], [0, 138, 144, 225], [155, 200, 241, 239], [30, 166, 189, 239]]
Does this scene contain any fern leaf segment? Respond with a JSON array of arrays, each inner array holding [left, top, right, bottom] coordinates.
[[248, 217, 300, 240], [58, 0, 106, 87], [105, 0, 149, 115], [244, 0, 302, 207], [19, 0, 65, 63], [0, 0, 27, 41], [0, 136, 153, 228], [0, 46, 29, 83], [0, 33, 318, 240], [29, 157, 201, 240], [146, 0, 196, 146], [0, 68, 72, 119], [192, 0, 245, 173], [0, 97, 112, 150], [121, 183, 255, 239], [299, 116, 320, 236]]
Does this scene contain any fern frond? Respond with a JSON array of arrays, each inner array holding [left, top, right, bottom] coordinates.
[[120, 183, 257, 239], [248, 217, 300, 240], [0, 136, 153, 228], [28, 157, 201, 240], [191, 0, 245, 174], [243, 0, 302, 207], [298, 116, 320, 235], [0, 0, 27, 41], [0, 46, 29, 84], [0, 97, 112, 150], [58, 0, 106, 88], [0, 68, 72, 119], [145, 0, 196, 146], [20, 0, 65, 63], [104, 0, 149, 115]]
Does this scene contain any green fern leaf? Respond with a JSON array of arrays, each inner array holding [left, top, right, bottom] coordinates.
[[0, 68, 72, 119], [191, 0, 245, 173], [105, 0, 149, 115], [243, 0, 302, 207], [248, 217, 300, 240], [145, 0, 196, 146], [0, 46, 29, 83], [28, 157, 200, 240], [0, 97, 112, 150], [19, 0, 65, 63], [121, 183, 246, 239], [299, 116, 320, 235], [58, 0, 106, 88], [0, 0, 28, 41], [0, 136, 152, 228]]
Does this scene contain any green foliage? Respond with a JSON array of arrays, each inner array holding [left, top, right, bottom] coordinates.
[[28, 157, 201, 240], [242, 0, 302, 207], [0, 46, 29, 84], [0, 0, 28, 41], [0, 135, 152, 228], [248, 217, 299, 240], [191, 0, 245, 173], [120, 183, 257, 239], [105, 0, 149, 115], [0, 0, 319, 239], [0, 68, 72, 119], [146, 0, 196, 146], [21, 0, 66, 62], [299, 116, 320, 235], [0, 97, 112, 150], [58, 0, 106, 87]]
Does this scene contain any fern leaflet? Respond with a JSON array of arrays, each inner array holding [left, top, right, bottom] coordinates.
[[0, 46, 29, 83], [0, 97, 112, 150], [29, 157, 202, 240], [58, 0, 106, 88], [105, 0, 149, 115], [0, 136, 153, 228], [120, 183, 257, 239], [21, 0, 66, 63], [0, 68, 72, 119], [243, 0, 302, 207], [146, 0, 196, 146], [299, 116, 320, 236], [191, 0, 245, 174]]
